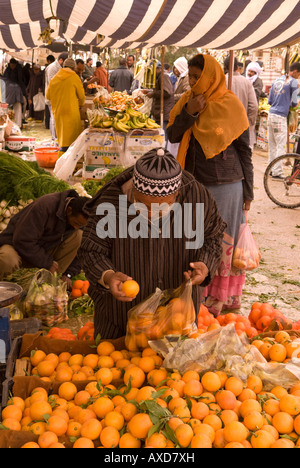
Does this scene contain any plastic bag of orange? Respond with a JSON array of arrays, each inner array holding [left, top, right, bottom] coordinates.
[[125, 288, 163, 352], [125, 281, 197, 351], [232, 212, 261, 271], [153, 280, 197, 339]]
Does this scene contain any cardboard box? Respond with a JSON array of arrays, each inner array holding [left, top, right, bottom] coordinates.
[[83, 164, 110, 180], [124, 128, 165, 166], [256, 136, 268, 151], [85, 130, 126, 166]]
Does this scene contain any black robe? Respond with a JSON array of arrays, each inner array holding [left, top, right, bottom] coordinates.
[[78, 168, 226, 339]]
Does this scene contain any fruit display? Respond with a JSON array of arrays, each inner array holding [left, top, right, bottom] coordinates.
[[45, 322, 94, 341], [3, 337, 300, 448], [88, 107, 160, 132], [93, 91, 143, 113], [248, 302, 293, 333], [251, 330, 300, 363], [259, 97, 271, 113]]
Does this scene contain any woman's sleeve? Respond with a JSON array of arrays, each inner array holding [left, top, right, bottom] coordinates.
[[167, 104, 198, 143]]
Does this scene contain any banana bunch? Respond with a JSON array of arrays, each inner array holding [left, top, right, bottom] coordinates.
[[89, 112, 113, 128], [90, 107, 160, 132], [259, 97, 271, 113]]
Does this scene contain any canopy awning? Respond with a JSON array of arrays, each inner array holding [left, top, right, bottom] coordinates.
[[0, 0, 299, 52]]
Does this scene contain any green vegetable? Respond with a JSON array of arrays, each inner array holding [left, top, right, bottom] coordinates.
[[68, 294, 94, 317], [82, 166, 126, 197], [0, 152, 70, 206]]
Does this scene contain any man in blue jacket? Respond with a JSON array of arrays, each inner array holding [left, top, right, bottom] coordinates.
[[268, 62, 300, 178]]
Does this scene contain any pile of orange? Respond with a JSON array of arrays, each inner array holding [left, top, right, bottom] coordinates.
[[251, 330, 300, 363], [46, 328, 77, 341], [248, 302, 293, 333], [197, 305, 258, 339], [77, 322, 94, 341], [2, 340, 300, 448], [71, 280, 90, 299], [46, 323, 95, 342]]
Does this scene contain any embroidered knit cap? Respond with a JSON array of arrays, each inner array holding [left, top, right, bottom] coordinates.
[[133, 147, 182, 197]]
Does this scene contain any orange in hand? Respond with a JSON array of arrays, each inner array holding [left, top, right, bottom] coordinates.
[[121, 280, 140, 298]]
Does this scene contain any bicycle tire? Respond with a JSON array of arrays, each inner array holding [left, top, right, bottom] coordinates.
[[264, 153, 300, 209]]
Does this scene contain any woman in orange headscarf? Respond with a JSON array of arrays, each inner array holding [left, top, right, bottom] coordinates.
[[167, 54, 254, 317]]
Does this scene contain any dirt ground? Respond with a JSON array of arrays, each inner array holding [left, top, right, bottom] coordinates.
[[22, 121, 300, 325], [241, 148, 300, 321]]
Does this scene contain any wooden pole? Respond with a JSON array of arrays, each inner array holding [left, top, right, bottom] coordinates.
[[160, 45, 165, 129], [107, 48, 110, 91], [228, 50, 234, 90]]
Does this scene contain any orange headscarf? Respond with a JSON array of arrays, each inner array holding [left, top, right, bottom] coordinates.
[[167, 54, 249, 168]]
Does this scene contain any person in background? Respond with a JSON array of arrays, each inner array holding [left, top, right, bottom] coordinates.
[[236, 62, 244, 74], [242, 59, 251, 76], [3, 58, 27, 128], [44, 55, 55, 129], [27, 63, 45, 122], [0, 190, 89, 283], [169, 65, 178, 89], [82, 57, 94, 81], [267, 62, 300, 178], [45, 52, 69, 140], [127, 54, 135, 74], [167, 54, 253, 317], [46, 58, 85, 157], [246, 61, 264, 103], [22, 63, 31, 89], [75, 59, 85, 83], [87, 61, 110, 90], [142, 62, 174, 147], [245, 61, 264, 148], [109, 57, 133, 93], [78, 147, 225, 339], [173, 57, 190, 103], [224, 56, 258, 144]]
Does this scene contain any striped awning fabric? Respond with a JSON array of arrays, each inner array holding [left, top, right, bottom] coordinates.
[[0, 0, 299, 52]]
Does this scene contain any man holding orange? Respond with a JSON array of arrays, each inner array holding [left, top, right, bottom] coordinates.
[[78, 148, 226, 339]]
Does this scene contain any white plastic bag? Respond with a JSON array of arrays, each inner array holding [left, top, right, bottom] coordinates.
[[166, 141, 180, 158], [54, 129, 89, 181], [33, 92, 45, 112]]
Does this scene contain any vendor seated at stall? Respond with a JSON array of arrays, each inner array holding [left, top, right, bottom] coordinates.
[[0, 190, 89, 283]]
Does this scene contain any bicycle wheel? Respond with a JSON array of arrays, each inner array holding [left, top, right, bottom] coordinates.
[[264, 153, 300, 209]]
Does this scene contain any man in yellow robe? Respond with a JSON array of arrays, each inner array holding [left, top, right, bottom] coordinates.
[[46, 58, 85, 156]]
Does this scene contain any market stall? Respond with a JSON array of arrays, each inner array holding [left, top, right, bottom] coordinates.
[[0, 0, 300, 451]]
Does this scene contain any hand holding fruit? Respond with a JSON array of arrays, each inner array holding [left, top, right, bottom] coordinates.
[[184, 262, 209, 285], [104, 271, 137, 302]]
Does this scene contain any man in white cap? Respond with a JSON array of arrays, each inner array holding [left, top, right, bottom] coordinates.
[[78, 147, 226, 339], [173, 57, 190, 103]]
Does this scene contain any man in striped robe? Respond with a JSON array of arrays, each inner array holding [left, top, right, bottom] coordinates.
[[78, 148, 226, 339]]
